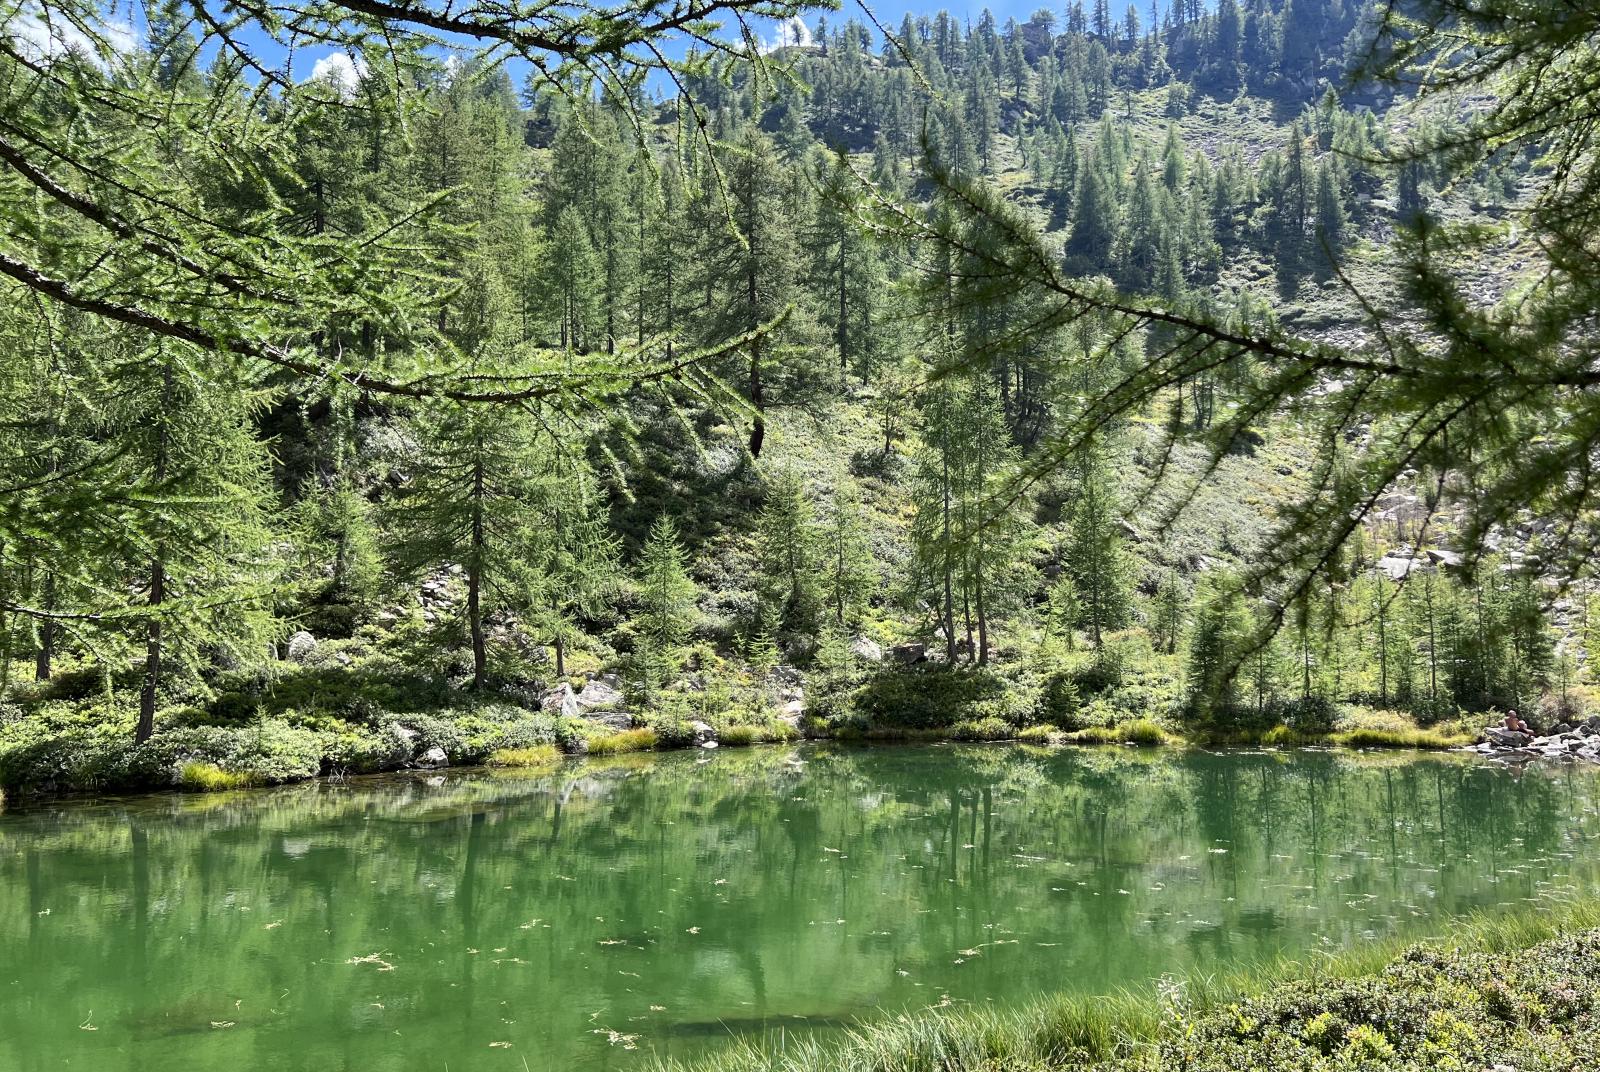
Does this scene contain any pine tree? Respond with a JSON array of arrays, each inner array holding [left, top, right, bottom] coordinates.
[[629, 516, 698, 699], [755, 467, 821, 633], [1064, 448, 1132, 648], [820, 481, 877, 626]]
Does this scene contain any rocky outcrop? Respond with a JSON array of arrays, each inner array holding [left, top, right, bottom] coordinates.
[[1474, 716, 1600, 763]]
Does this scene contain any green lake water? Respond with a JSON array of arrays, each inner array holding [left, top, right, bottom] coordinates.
[[3, 744, 1599, 1071]]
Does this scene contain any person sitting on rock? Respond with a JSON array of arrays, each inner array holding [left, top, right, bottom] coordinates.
[[1503, 710, 1531, 735]]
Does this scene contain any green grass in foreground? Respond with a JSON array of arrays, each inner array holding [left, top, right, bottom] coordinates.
[[650, 900, 1600, 1072]]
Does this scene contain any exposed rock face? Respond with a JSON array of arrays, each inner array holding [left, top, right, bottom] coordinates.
[[286, 631, 318, 662]]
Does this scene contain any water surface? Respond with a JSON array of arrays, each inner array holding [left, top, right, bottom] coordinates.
[[3, 744, 1597, 1071]]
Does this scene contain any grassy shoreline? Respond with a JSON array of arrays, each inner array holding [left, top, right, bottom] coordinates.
[[647, 900, 1600, 1072], [0, 699, 1510, 804]]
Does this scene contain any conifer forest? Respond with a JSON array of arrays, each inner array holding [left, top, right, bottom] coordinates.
[[5, 0, 1600, 1069]]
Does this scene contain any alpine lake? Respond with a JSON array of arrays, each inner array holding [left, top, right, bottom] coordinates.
[[4, 743, 1598, 1071]]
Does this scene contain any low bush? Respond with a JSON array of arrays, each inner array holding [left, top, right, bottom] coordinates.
[[131, 721, 324, 786], [649, 717, 699, 749], [850, 668, 1009, 730]]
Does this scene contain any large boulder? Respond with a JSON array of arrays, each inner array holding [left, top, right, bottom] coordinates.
[[850, 636, 884, 663], [540, 683, 579, 719], [888, 642, 926, 666], [1485, 727, 1533, 748], [574, 676, 623, 711], [414, 746, 449, 769], [285, 630, 318, 662]]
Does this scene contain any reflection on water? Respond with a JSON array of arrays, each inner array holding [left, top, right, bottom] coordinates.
[[2, 744, 1598, 1071]]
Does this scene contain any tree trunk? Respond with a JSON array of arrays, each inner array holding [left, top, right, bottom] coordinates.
[[137, 365, 173, 744], [136, 557, 164, 744], [468, 444, 487, 689], [940, 431, 956, 664], [34, 572, 54, 681]]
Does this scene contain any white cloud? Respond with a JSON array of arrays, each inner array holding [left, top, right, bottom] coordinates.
[[6, 4, 136, 67], [759, 16, 812, 55], [308, 51, 367, 92]]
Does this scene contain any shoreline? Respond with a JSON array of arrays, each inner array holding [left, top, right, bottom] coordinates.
[[0, 721, 1530, 810]]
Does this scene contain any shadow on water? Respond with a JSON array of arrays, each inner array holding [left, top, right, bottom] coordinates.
[[1, 744, 1595, 1072]]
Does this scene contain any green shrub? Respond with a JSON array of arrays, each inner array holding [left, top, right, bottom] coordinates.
[[851, 668, 1006, 730], [588, 728, 658, 755], [649, 718, 698, 749], [1342, 1023, 1395, 1062], [1303, 1010, 1343, 1055], [322, 723, 413, 773], [131, 721, 324, 786]]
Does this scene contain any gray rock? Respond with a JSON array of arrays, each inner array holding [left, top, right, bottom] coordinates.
[[591, 709, 633, 731], [286, 630, 318, 662], [1484, 727, 1533, 748], [690, 720, 716, 744], [416, 746, 448, 769], [850, 636, 884, 663], [1552, 723, 1573, 735], [574, 677, 623, 711], [540, 683, 579, 719], [889, 642, 926, 665]]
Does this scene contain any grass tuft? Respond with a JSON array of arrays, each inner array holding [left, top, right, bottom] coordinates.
[[1333, 726, 1473, 750], [485, 745, 560, 768], [178, 761, 257, 792], [588, 728, 658, 755], [1065, 719, 1169, 747], [718, 725, 760, 747]]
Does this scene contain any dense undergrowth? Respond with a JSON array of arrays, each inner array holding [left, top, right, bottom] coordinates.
[[650, 902, 1600, 1072]]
